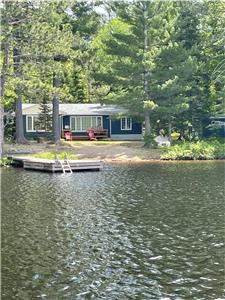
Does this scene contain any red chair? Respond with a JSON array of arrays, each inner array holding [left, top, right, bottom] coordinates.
[[64, 131, 72, 141], [88, 128, 97, 141]]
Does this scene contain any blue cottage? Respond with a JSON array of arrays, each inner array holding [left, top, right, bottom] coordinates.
[[22, 103, 143, 140]]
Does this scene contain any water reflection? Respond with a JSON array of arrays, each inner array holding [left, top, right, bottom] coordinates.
[[1, 162, 225, 299]]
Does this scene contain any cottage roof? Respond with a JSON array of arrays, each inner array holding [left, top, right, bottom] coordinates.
[[22, 103, 128, 116]]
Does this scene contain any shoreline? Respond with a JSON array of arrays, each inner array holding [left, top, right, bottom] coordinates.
[[5, 154, 225, 165], [3, 142, 225, 165]]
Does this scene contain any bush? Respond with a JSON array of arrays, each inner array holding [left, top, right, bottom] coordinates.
[[161, 139, 225, 160], [143, 133, 158, 148], [171, 132, 180, 141], [0, 157, 12, 167]]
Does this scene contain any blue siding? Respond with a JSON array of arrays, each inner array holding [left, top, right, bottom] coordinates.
[[62, 115, 141, 136], [62, 115, 111, 137], [24, 114, 142, 140], [62, 115, 70, 129], [23, 115, 37, 140], [111, 117, 142, 135], [204, 127, 225, 138], [23, 115, 52, 140], [103, 116, 110, 137]]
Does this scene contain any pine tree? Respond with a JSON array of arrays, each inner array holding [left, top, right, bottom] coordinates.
[[66, 1, 102, 103], [1, 0, 73, 144], [36, 96, 52, 132], [93, 0, 178, 143], [150, 1, 201, 139], [201, 0, 225, 116]]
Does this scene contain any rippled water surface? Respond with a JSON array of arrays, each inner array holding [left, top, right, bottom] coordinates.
[[2, 162, 225, 299]]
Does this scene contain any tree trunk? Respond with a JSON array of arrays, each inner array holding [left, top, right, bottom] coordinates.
[[0, 106, 4, 159], [0, 41, 9, 158], [15, 97, 26, 143], [199, 119, 203, 137], [52, 72, 60, 144], [13, 42, 27, 143], [143, 2, 150, 137], [143, 2, 151, 142], [144, 111, 151, 137], [168, 117, 172, 141]]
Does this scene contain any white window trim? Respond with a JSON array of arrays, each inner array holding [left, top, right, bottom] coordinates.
[[121, 117, 132, 131], [26, 115, 39, 132], [70, 116, 103, 132]]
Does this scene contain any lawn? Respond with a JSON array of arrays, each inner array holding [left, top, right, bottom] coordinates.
[[62, 140, 145, 147]]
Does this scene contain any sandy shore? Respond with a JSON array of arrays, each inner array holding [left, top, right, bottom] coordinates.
[[4, 141, 161, 162]]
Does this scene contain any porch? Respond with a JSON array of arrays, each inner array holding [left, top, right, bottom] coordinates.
[[62, 128, 109, 141]]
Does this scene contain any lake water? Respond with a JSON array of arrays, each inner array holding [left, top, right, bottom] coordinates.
[[1, 162, 225, 299]]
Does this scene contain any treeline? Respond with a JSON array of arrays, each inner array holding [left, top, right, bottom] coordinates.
[[0, 0, 225, 149]]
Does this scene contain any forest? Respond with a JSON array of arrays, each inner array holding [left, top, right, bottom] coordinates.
[[0, 0, 225, 157]]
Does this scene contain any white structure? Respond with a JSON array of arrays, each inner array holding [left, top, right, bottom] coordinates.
[[154, 135, 171, 147]]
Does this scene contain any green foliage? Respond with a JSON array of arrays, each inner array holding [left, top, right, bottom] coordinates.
[[143, 133, 158, 149], [1, 0, 225, 144], [32, 151, 77, 160], [36, 98, 52, 132], [171, 132, 180, 141], [143, 100, 158, 111], [0, 157, 12, 167], [161, 139, 225, 160]]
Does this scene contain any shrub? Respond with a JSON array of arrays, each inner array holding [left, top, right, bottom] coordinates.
[[143, 133, 158, 148], [0, 157, 12, 167], [171, 132, 180, 141], [161, 139, 225, 160]]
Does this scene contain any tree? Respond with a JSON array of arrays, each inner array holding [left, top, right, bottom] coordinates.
[[124, 1, 203, 140], [36, 96, 52, 132], [52, 70, 61, 143], [93, 1, 178, 144], [66, 1, 102, 103], [1, 0, 38, 143], [201, 0, 225, 116], [0, 5, 10, 157], [1, 0, 74, 145]]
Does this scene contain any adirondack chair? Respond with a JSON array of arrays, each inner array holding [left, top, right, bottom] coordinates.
[[64, 131, 72, 141], [88, 128, 97, 141]]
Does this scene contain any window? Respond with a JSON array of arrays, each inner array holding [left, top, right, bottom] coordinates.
[[71, 117, 76, 131], [97, 116, 102, 127], [82, 116, 92, 130], [26, 115, 39, 132], [70, 116, 102, 132], [33, 116, 39, 130], [27, 116, 33, 131], [121, 117, 132, 130]]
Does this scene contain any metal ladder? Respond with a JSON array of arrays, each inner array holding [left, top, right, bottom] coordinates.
[[55, 155, 73, 173]]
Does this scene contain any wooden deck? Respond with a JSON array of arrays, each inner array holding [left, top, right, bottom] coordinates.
[[63, 129, 108, 141], [9, 156, 103, 173]]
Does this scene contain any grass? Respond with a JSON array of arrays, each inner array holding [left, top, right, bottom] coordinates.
[[63, 140, 143, 147], [32, 151, 78, 160]]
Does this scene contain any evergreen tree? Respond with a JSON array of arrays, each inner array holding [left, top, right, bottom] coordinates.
[[201, 0, 225, 116], [36, 96, 52, 132], [151, 1, 200, 139], [93, 0, 178, 143], [1, 0, 73, 144], [66, 1, 102, 103]]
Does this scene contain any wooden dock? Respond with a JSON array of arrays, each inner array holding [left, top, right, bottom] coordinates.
[[9, 156, 103, 173]]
